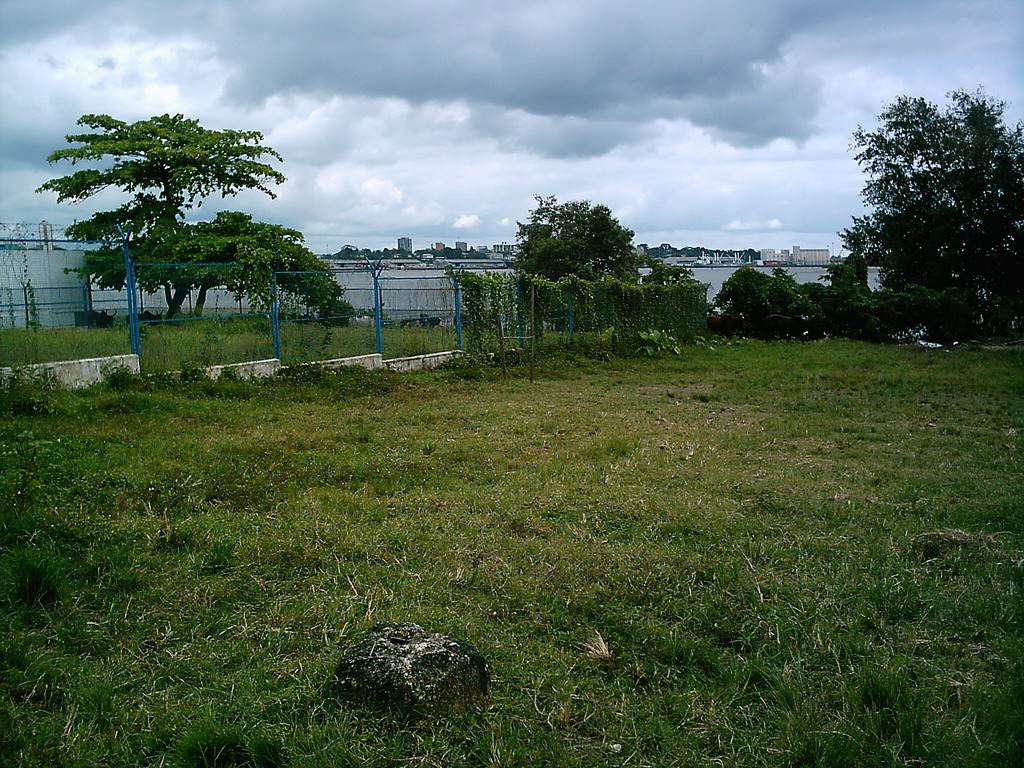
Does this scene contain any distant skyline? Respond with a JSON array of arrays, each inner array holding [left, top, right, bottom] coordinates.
[[1, 0, 1021, 254]]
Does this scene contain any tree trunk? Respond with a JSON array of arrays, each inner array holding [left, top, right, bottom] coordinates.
[[166, 285, 190, 319], [193, 281, 212, 317]]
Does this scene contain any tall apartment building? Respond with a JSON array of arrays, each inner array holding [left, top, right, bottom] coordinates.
[[397, 236, 412, 252]]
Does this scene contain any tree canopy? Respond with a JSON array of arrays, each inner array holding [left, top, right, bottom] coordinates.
[[36, 114, 349, 320], [38, 113, 286, 243], [841, 89, 1024, 334], [516, 196, 639, 281], [75, 212, 346, 320]]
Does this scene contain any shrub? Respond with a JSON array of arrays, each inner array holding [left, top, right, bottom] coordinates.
[[635, 329, 681, 357], [714, 267, 812, 326], [0, 374, 58, 416]]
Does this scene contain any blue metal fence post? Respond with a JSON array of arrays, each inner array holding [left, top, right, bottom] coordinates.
[[372, 265, 383, 356], [117, 226, 142, 360], [453, 274, 462, 351], [270, 271, 281, 361]]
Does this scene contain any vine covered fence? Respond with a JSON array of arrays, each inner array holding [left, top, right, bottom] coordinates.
[[2, 237, 708, 371], [458, 271, 708, 354]]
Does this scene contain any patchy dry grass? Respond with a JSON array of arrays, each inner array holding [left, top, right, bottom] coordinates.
[[1, 339, 1022, 766]]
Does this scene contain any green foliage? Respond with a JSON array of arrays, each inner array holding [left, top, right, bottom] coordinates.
[[592, 278, 707, 344], [75, 212, 349, 320], [641, 257, 696, 286], [635, 329, 680, 357], [0, 430, 58, 518], [0, 375, 58, 417], [455, 270, 522, 353], [713, 267, 812, 324], [141, 212, 349, 319], [842, 89, 1024, 336], [803, 252, 888, 341], [714, 258, 984, 343], [456, 271, 706, 353], [37, 113, 284, 244], [36, 113, 340, 321], [516, 195, 640, 280]]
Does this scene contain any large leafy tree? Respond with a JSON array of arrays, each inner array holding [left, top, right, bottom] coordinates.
[[842, 90, 1024, 334], [516, 195, 639, 281], [38, 113, 286, 243], [128, 212, 348, 319], [37, 114, 346, 319]]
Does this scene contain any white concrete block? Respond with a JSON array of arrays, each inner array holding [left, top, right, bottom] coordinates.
[[383, 350, 461, 372], [0, 354, 140, 389], [204, 358, 281, 380]]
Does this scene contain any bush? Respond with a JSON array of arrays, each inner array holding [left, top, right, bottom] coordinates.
[[714, 267, 812, 327], [0, 374, 58, 416]]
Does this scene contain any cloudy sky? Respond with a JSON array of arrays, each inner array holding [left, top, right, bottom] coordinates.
[[1, 0, 1021, 254]]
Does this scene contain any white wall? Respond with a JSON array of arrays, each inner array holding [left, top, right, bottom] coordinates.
[[0, 246, 90, 327]]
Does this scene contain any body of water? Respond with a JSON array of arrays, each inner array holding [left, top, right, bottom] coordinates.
[[363, 263, 881, 304]]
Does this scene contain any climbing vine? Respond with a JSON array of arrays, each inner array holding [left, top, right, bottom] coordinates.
[[454, 271, 706, 353]]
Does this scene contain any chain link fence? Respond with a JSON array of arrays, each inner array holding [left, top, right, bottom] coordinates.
[[3, 226, 709, 373]]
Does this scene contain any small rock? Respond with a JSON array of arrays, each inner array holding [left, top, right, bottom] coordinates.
[[333, 622, 490, 718]]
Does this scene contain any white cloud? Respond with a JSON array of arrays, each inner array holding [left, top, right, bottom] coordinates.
[[453, 214, 480, 229], [359, 179, 404, 207], [724, 219, 783, 232]]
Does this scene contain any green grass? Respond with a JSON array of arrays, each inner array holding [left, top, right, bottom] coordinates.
[[0, 325, 131, 366], [1, 318, 462, 372], [1, 339, 1022, 766], [2, 316, 577, 372]]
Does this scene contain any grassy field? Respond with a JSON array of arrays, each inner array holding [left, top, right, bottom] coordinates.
[[1, 339, 1022, 767]]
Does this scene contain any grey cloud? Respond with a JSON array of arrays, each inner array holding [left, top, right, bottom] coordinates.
[[470, 107, 643, 158], [204, 0, 835, 154], [213, 1, 806, 114], [684, 63, 823, 147], [7, 0, 847, 151]]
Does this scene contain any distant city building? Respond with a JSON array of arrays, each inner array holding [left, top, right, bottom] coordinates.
[[434, 242, 446, 251], [397, 236, 412, 252], [760, 246, 830, 265], [455, 240, 468, 252], [492, 242, 515, 254], [789, 246, 830, 265]]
